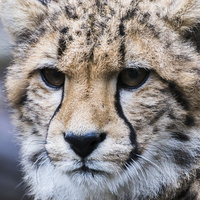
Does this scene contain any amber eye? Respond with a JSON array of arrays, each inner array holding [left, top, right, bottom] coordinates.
[[118, 68, 150, 89], [41, 68, 65, 88]]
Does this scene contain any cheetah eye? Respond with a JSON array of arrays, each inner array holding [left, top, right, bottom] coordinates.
[[41, 68, 65, 88], [118, 68, 150, 89]]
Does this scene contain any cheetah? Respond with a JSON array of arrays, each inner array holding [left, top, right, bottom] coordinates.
[[1, 0, 200, 199]]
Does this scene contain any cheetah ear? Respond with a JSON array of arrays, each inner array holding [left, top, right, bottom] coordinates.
[[165, 0, 200, 51], [0, 0, 48, 42]]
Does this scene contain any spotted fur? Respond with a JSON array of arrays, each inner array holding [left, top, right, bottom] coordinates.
[[1, 0, 200, 199]]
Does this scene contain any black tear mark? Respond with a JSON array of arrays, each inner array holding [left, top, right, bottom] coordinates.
[[171, 132, 190, 142], [169, 82, 189, 110], [58, 38, 67, 57], [115, 86, 138, 165], [46, 87, 65, 140]]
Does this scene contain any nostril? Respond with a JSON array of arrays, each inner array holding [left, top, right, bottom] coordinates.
[[99, 133, 106, 143], [89, 133, 106, 147]]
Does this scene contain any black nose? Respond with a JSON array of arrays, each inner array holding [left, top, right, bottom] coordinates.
[[64, 132, 106, 159]]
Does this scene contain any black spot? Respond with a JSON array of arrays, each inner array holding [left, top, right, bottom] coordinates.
[[19, 93, 28, 106], [192, 68, 200, 75], [184, 115, 195, 127], [173, 149, 193, 167], [139, 12, 151, 24], [58, 38, 67, 57], [121, 8, 137, 21], [76, 31, 82, 36], [146, 23, 159, 38], [89, 49, 94, 61], [115, 85, 138, 165], [196, 169, 200, 179], [168, 113, 176, 119], [95, 0, 101, 8], [86, 30, 91, 45], [16, 29, 34, 44], [65, 6, 78, 19], [165, 40, 173, 48], [153, 126, 159, 133], [119, 42, 125, 63], [16, 27, 46, 44], [31, 128, 39, 135], [184, 23, 200, 53], [149, 109, 166, 125], [60, 27, 69, 34], [68, 35, 73, 41], [166, 123, 177, 130], [119, 22, 125, 36], [171, 132, 190, 142], [169, 82, 189, 110]]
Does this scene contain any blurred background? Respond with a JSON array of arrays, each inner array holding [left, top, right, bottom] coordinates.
[[0, 20, 30, 199]]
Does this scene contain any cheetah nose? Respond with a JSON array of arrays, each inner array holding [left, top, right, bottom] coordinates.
[[64, 132, 106, 159]]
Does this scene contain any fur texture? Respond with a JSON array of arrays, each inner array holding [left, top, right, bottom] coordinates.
[[1, 0, 200, 199]]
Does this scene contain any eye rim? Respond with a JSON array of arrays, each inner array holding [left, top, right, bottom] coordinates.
[[40, 68, 65, 89], [117, 68, 150, 90]]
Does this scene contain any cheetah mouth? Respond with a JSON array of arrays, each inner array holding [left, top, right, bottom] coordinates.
[[71, 164, 109, 176]]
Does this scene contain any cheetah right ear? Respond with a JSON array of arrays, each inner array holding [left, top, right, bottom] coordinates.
[[0, 0, 49, 42]]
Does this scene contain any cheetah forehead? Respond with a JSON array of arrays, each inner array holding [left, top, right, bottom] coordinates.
[[2, 0, 200, 73]]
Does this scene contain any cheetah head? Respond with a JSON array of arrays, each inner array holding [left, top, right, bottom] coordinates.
[[1, 0, 200, 199]]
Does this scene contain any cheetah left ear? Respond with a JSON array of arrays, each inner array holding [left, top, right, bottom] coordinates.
[[164, 0, 200, 51], [0, 0, 49, 43]]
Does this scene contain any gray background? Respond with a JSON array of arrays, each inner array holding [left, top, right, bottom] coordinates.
[[0, 20, 30, 200]]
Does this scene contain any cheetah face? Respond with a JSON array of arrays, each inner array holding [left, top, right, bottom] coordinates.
[[43, 66, 149, 178], [2, 0, 200, 199]]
